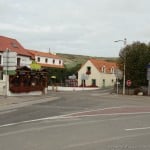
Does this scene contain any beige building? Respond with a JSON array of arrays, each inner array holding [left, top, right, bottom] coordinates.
[[78, 58, 117, 88]]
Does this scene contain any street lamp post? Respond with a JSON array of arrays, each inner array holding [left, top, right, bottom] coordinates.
[[114, 38, 127, 95]]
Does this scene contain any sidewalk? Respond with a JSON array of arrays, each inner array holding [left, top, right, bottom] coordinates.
[[0, 95, 59, 111]]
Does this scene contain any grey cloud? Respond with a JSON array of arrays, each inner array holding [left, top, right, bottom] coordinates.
[[0, 0, 150, 57]]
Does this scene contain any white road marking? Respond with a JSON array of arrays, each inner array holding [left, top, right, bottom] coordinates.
[[0, 109, 17, 115], [1, 106, 150, 129], [0, 115, 146, 137], [0, 106, 128, 128], [0, 115, 66, 128], [125, 126, 150, 131], [65, 106, 130, 116]]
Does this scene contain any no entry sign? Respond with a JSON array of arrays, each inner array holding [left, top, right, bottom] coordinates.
[[126, 80, 132, 87]]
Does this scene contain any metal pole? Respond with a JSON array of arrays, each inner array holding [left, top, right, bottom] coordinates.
[[123, 62, 126, 95], [123, 38, 127, 95], [114, 38, 127, 95], [148, 80, 150, 96], [116, 77, 119, 94], [5, 49, 9, 98]]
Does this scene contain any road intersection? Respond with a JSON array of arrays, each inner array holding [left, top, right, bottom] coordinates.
[[0, 90, 150, 149]]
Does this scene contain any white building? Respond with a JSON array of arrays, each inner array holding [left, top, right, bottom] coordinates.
[[0, 35, 64, 96], [0, 36, 33, 69], [78, 58, 117, 88], [28, 50, 64, 69]]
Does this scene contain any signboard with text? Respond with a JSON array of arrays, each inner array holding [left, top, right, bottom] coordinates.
[[3, 50, 17, 75]]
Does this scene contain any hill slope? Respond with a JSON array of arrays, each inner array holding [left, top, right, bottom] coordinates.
[[57, 53, 117, 68]]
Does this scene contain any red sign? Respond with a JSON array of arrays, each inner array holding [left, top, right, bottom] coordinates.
[[126, 80, 132, 86]]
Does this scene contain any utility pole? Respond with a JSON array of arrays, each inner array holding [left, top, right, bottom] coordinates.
[[114, 38, 127, 95]]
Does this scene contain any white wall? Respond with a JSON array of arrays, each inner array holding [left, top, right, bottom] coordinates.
[[48, 86, 99, 91], [17, 56, 32, 66], [35, 56, 63, 66], [0, 80, 5, 95], [78, 60, 116, 88], [78, 60, 100, 86]]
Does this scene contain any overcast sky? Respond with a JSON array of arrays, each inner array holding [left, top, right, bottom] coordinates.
[[0, 0, 150, 57]]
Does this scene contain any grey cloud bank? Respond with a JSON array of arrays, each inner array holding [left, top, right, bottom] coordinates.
[[0, 0, 150, 57]]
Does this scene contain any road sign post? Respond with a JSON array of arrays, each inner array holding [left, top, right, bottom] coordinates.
[[3, 49, 17, 97], [147, 63, 150, 96], [126, 80, 132, 95]]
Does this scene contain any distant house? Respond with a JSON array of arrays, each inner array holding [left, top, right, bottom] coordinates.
[[78, 58, 117, 88], [28, 50, 64, 69]]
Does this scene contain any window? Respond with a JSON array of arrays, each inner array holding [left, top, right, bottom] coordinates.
[[0, 65, 3, 80], [59, 60, 61, 65], [112, 79, 114, 83], [37, 57, 40, 62], [45, 58, 48, 63], [53, 59, 55, 64], [17, 58, 21, 67], [0, 55, 1, 65], [0, 71, 3, 80], [102, 79, 105, 87], [86, 66, 91, 75], [102, 66, 106, 73]]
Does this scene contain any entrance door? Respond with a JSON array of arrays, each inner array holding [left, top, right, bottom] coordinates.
[[103, 79, 105, 87], [92, 79, 96, 86]]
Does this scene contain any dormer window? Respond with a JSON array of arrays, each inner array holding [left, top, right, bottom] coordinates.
[[11, 42, 18, 48], [86, 66, 91, 75], [102, 66, 106, 73], [111, 67, 114, 74]]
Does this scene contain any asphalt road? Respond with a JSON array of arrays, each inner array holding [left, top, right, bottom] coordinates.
[[0, 89, 150, 149], [0, 112, 150, 150]]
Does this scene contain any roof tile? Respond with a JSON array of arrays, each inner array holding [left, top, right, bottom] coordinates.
[[0, 36, 32, 57], [89, 58, 117, 73], [27, 49, 61, 59]]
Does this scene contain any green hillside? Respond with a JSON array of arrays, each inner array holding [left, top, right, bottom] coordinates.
[[57, 53, 117, 68]]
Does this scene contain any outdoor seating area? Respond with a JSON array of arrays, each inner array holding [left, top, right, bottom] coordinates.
[[9, 66, 48, 93]]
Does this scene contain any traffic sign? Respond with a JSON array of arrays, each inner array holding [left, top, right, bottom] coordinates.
[[126, 80, 132, 86]]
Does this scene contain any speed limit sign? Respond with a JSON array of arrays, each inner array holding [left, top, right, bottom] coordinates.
[[126, 80, 132, 87]]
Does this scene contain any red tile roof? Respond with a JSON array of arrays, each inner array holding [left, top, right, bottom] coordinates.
[[89, 58, 117, 73], [27, 49, 61, 59], [28, 50, 64, 69], [0, 36, 33, 58]]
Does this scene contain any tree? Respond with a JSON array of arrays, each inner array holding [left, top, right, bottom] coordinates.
[[118, 41, 150, 87], [46, 64, 82, 85], [64, 63, 81, 79]]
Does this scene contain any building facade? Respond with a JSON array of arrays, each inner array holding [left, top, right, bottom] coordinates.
[[78, 58, 117, 88], [0, 35, 64, 95], [28, 50, 64, 69]]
